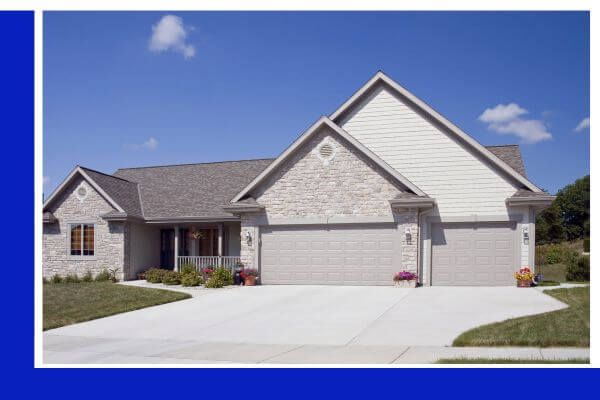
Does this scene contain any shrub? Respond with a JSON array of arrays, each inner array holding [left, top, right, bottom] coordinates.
[[162, 270, 181, 285], [51, 274, 63, 284], [181, 272, 203, 287], [584, 238, 590, 253], [566, 255, 590, 282], [536, 243, 579, 266], [108, 268, 119, 283], [145, 268, 168, 283], [95, 270, 111, 282], [42, 277, 49, 285], [180, 263, 197, 275], [64, 274, 81, 283], [205, 266, 233, 288], [81, 271, 94, 282]]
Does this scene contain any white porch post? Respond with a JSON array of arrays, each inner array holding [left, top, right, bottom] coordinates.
[[218, 223, 223, 264], [174, 225, 180, 271]]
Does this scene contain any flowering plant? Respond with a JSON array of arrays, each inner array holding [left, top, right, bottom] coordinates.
[[189, 230, 205, 240], [202, 266, 214, 276], [393, 271, 417, 281], [240, 268, 259, 278], [514, 266, 535, 281]]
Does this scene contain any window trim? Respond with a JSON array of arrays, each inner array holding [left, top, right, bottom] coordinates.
[[67, 222, 97, 260]]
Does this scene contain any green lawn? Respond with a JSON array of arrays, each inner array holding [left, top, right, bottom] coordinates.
[[437, 358, 589, 364], [43, 282, 191, 330], [453, 287, 589, 347]]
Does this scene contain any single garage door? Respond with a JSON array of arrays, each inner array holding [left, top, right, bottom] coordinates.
[[260, 224, 401, 285], [431, 222, 517, 286]]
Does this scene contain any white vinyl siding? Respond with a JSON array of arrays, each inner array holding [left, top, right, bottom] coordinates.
[[340, 86, 519, 217]]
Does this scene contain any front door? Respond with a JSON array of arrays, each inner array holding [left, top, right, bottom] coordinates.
[[160, 229, 174, 269]]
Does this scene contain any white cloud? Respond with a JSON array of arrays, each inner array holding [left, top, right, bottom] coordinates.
[[489, 119, 552, 144], [126, 137, 159, 151], [149, 15, 195, 59], [43, 176, 50, 186], [143, 137, 158, 150], [478, 103, 552, 144], [574, 117, 590, 132], [478, 103, 528, 124]]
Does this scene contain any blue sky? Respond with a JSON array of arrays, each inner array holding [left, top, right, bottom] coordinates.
[[44, 11, 589, 196]]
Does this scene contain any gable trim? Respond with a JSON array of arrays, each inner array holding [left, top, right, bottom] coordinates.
[[43, 166, 125, 213], [330, 71, 542, 193], [231, 116, 426, 202]]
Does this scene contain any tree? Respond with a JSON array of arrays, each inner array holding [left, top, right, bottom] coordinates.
[[554, 175, 590, 240], [535, 202, 564, 244], [535, 175, 590, 243]]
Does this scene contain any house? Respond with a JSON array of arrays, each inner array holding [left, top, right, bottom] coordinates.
[[42, 71, 555, 286]]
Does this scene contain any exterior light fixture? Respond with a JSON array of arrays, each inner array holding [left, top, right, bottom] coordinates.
[[245, 230, 253, 247], [405, 227, 412, 244], [523, 226, 529, 245]]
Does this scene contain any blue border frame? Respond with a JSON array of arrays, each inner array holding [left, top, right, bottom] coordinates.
[[0, 10, 596, 398]]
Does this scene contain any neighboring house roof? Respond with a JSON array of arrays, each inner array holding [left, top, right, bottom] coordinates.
[[79, 167, 144, 219], [485, 145, 527, 177], [113, 159, 274, 220], [230, 116, 427, 203], [329, 71, 542, 193]]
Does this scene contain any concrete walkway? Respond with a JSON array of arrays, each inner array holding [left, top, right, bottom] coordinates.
[[43, 335, 589, 364]]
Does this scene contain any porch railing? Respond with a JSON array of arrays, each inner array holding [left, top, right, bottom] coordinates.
[[177, 256, 242, 273]]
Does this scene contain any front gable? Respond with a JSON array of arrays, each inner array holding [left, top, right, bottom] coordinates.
[[249, 124, 413, 219], [333, 74, 539, 217], [45, 174, 116, 222]]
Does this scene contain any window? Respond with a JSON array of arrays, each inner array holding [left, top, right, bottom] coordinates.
[[70, 223, 94, 256]]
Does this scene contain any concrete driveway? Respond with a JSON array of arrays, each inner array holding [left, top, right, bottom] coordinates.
[[44, 285, 569, 364]]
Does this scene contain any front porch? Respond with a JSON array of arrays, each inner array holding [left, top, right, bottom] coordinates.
[[127, 220, 242, 279]]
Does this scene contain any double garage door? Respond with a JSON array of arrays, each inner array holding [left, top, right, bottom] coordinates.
[[260, 224, 400, 285], [431, 222, 517, 286], [259, 222, 518, 286]]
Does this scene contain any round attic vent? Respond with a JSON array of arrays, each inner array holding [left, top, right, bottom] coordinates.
[[75, 184, 88, 201], [319, 143, 334, 158]]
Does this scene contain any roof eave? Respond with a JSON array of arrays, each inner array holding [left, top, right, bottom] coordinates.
[[389, 198, 436, 209], [506, 196, 556, 207]]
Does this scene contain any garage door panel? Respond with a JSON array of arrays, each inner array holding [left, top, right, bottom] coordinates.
[[432, 222, 517, 286], [260, 224, 400, 285]]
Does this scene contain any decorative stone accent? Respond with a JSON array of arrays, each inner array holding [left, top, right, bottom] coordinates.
[[42, 175, 126, 280]]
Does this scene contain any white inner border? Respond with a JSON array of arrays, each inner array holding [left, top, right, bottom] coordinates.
[[31, 1, 595, 370]]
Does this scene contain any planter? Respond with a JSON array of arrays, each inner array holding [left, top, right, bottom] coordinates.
[[244, 276, 257, 286], [517, 280, 531, 288], [394, 280, 417, 288]]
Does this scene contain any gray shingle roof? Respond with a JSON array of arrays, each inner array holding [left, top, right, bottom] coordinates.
[[113, 159, 274, 219], [80, 167, 144, 219], [485, 145, 527, 177]]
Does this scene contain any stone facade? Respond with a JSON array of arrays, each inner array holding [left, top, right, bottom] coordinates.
[[42, 175, 127, 280], [239, 127, 419, 277], [253, 128, 407, 218]]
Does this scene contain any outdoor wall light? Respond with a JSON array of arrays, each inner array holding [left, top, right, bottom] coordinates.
[[405, 227, 412, 244], [245, 230, 253, 247], [523, 226, 529, 245]]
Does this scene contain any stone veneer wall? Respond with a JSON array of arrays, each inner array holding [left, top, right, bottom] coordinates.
[[42, 175, 127, 280], [239, 127, 420, 277]]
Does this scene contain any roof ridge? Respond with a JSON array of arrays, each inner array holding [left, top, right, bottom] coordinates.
[[79, 165, 135, 183], [114, 157, 276, 172]]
